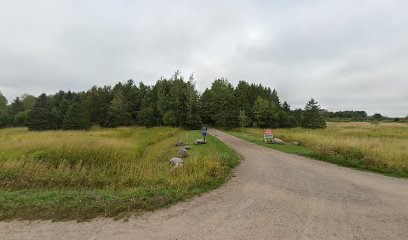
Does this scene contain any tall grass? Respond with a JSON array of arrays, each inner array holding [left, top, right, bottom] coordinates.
[[0, 127, 240, 220], [232, 122, 408, 176]]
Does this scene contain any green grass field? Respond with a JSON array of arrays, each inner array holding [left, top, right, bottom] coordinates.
[[229, 122, 408, 177], [0, 127, 240, 220]]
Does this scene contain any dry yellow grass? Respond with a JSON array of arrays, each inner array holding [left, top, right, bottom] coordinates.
[[0, 127, 240, 220], [242, 122, 408, 174], [0, 127, 238, 190]]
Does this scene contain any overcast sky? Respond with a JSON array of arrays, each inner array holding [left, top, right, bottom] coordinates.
[[0, 0, 407, 117]]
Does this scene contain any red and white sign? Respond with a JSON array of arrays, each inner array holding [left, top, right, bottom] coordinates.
[[264, 129, 273, 135], [264, 129, 273, 143]]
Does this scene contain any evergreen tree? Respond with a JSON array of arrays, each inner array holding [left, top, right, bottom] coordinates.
[[278, 101, 297, 128], [15, 94, 37, 127], [293, 108, 303, 126], [114, 79, 141, 123], [0, 92, 8, 128], [108, 90, 131, 127], [27, 94, 57, 130], [270, 89, 281, 107], [199, 89, 213, 125], [278, 110, 297, 128], [138, 106, 155, 127], [184, 75, 201, 129], [372, 113, 384, 120], [52, 91, 76, 129], [301, 98, 326, 129], [10, 97, 24, 114], [10, 97, 27, 127], [154, 78, 171, 123], [282, 101, 290, 112], [168, 74, 188, 127], [235, 81, 254, 126], [85, 86, 113, 127], [62, 98, 91, 130]]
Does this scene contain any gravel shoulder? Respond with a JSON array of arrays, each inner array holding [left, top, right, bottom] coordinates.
[[1, 129, 408, 240]]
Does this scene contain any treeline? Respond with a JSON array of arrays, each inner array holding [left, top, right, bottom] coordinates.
[[0, 71, 327, 130], [323, 110, 407, 122], [200, 79, 325, 129], [324, 110, 368, 120]]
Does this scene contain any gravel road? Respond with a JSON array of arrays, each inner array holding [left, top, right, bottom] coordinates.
[[1, 129, 408, 240]]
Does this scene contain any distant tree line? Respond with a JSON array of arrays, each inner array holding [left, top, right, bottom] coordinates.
[[322, 110, 406, 122], [324, 110, 368, 119], [0, 71, 329, 130]]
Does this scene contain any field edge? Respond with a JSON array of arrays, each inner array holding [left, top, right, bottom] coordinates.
[[227, 129, 408, 179]]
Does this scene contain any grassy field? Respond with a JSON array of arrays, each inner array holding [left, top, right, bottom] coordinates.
[[229, 122, 408, 177], [0, 127, 240, 220]]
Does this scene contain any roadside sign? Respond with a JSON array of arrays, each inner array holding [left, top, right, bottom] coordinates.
[[264, 129, 273, 143]]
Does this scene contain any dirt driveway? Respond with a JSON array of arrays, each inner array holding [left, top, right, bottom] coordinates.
[[1, 129, 408, 240]]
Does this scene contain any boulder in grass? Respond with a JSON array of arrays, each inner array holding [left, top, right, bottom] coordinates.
[[272, 138, 284, 145], [195, 139, 206, 145], [176, 141, 184, 146], [291, 141, 300, 146], [184, 146, 191, 150], [169, 157, 184, 166], [178, 148, 188, 158], [170, 158, 184, 172]]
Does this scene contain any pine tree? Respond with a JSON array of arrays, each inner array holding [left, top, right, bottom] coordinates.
[[271, 89, 281, 107], [199, 89, 213, 125], [235, 81, 254, 126], [10, 97, 24, 114], [168, 74, 188, 127], [138, 106, 155, 127], [282, 101, 290, 112], [301, 98, 326, 129], [184, 75, 201, 129], [0, 92, 8, 128], [86, 86, 113, 127], [27, 94, 57, 130], [62, 99, 91, 130], [52, 91, 76, 129], [108, 90, 131, 127], [154, 78, 171, 123]]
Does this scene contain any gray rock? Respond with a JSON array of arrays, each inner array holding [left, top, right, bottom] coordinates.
[[170, 157, 184, 171], [184, 146, 191, 150], [178, 148, 188, 158], [176, 141, 184, 146], [272, 138, 284, 145], [169, 157, 184, 166], [291, 141, 300, 146], [195, 139, 206, 145]]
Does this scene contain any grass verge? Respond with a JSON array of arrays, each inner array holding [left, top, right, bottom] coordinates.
[[228, 122, 408, 178], [0, 127, 240, 220]]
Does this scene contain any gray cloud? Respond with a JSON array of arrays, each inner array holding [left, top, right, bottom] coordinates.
[[0, 0, 407, 117]]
